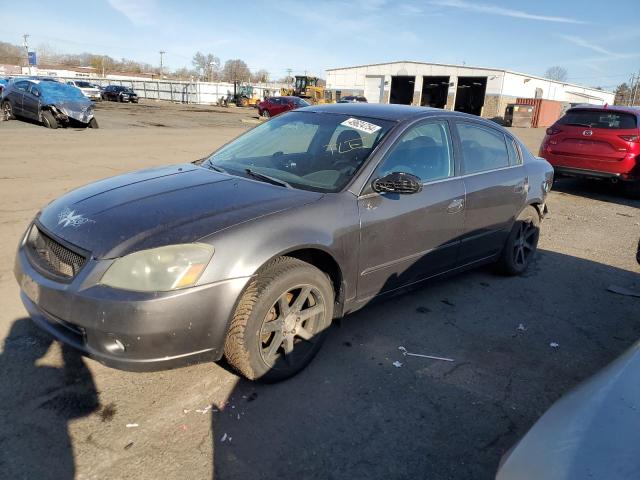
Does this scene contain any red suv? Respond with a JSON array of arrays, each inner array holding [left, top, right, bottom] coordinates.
[[539, 105, 640, 194], [257, 96, 310, 118]]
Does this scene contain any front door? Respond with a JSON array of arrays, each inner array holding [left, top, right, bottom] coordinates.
[[23, 85, 41, 120], [357, 119, 465, 300]]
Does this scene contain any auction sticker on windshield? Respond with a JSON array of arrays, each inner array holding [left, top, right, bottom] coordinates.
[[341, 118, 382, 134]]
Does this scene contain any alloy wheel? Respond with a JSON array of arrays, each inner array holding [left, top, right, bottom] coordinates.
[[513, 220, 538, 268], [259, 285, 325, 370]]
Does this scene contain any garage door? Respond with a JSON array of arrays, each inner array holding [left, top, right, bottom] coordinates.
[[364, 76, 384, 104]]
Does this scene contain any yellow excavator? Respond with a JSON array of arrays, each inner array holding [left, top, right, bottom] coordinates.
[[281, 76, 328, 104]]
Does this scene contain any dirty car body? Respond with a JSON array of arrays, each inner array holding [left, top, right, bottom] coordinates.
[[2, 79, 95, 126], [14, 104, 553, 379]]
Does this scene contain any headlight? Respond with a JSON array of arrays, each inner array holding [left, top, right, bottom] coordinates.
[[100, 244, 214, 292]]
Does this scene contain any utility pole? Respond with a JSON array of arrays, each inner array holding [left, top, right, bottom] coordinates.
[[22, 33, 30, 75], [286, 68, 292, 85], [159, 50, 165, 79], [631, 70, 640, 106]]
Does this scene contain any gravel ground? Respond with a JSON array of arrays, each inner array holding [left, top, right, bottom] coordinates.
[[0, 103, 638, 480]]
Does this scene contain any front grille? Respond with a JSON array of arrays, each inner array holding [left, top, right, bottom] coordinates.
[[26, 226, 87, 278]]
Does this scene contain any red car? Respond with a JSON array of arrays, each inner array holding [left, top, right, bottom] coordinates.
[[539, 105, 640, 194], [257, 96, 310, 118]]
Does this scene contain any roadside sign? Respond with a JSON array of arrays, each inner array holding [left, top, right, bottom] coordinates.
[[28, 51, 37, 66]]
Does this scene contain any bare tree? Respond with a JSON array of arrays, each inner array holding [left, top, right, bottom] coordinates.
[[192, 52, 220, 81], [222, 59, 251, 84], [544, 66, 568, 82], [250, 69, 269, 83]]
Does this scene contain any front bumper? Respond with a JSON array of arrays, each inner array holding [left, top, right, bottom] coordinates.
[[14, 240, 249, 371]]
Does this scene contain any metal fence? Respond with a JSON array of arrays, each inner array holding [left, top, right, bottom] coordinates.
[[56, 78, 284, 105]]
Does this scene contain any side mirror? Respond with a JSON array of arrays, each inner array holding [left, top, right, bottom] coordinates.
[[372, 172, 422, 194]]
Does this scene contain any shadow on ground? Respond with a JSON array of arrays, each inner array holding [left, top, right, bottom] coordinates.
[[552, 177, 640, 208], [211, 249, 639, 480], [0, 318, 99, 479]]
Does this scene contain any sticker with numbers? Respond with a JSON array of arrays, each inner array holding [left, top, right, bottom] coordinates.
[[340, 117, 382, 134]]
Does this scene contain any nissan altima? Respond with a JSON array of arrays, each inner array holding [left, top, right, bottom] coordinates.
[[14, 104, 553, 382]]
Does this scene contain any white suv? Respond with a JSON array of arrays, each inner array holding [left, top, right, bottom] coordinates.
[[66, 80, 102, 101]]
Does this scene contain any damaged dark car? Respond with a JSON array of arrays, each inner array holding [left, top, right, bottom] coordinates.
[[14, 104, 552, 382], [2, 79, 98, 129]]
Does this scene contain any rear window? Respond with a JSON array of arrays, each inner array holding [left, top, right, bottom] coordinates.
[[558, 110, 637, 129]]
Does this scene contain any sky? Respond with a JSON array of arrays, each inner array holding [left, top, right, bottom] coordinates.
[[0, 0, 638, 90]]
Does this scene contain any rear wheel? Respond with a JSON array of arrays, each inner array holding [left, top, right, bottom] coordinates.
[[2, 101, 14, 120], [496, 206, 540, 275], [41, 110, 58, 129], [224, 257, 334, 382]]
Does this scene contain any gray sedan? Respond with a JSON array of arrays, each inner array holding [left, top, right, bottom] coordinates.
[[14, 104, 553, 382]]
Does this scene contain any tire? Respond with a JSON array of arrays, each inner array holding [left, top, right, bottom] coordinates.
[[88, 117, 99, 129], [2, 101, 14, 120], [224, 256, 334, 382], [496, 205, 540, 275], [261, 109, 270, 118], [41, 110, 58, 129]]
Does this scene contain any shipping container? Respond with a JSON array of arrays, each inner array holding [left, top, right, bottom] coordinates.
[[515, 98, 564, 128]]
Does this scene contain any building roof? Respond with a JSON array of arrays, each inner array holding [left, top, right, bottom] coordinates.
[[326, 60, 613, 94]]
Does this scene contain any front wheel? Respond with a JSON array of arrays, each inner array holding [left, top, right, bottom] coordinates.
[[224, 257, 334, 382], [41, 110, 59, 129], [261, 109, 270, 118], [496, 206, 540, 275], [88, 118, 99, 129]]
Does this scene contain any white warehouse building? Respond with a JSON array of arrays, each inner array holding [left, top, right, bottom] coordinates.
[[326, 61, 615, 120]]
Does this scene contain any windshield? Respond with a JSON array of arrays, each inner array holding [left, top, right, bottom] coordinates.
[[559, 110, 637, 129], [204, 111, 395, 192], [75, 81, 94, 88], [39, 81, 87, 101]]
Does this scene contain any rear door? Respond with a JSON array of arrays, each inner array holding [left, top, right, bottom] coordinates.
[[357, 119, 465, 300], [9, 80, 29, 115], [547, 109, 638, 173], [454, 121, 527, 265]]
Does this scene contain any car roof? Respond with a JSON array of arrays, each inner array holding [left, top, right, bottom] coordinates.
[[568, 104, 640, 116], [301, 103, 483, 122]]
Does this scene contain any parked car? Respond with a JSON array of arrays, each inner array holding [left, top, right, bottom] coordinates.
[[14, 104, 552, 382], [496, 338, 640, 480], [338, 95, 368, 103], [257, 96, 309, 118], [66, 80, 102, 101], [2, 78, 97, 128], [539, 105, 640, 195], [102, 85, 139, 103]]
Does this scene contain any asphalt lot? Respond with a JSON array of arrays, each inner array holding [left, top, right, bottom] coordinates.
[[0, 101, 638, 480]]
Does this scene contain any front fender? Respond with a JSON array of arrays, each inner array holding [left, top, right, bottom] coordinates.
[[196, 193, 359, 301]]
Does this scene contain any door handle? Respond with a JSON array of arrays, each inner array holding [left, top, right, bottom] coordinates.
[[447, 198, 465, 214]]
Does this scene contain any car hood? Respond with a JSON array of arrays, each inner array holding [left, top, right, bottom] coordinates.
[[37, 164, 323, 258], [496, 340, 640, 480]]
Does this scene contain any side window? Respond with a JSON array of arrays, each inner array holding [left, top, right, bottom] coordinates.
[[506, 136, 522, 165], [457, 123, 510, 174], [28, 85, 41, 97], [377, 121, 454, 182], [15, 81, 30, 92]]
